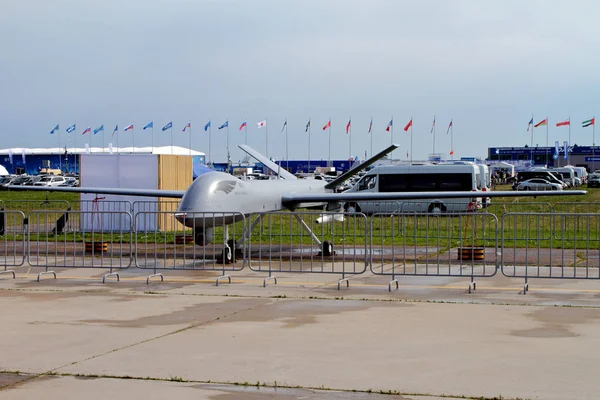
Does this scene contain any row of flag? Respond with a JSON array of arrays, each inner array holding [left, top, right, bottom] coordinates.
[[48, 117, 455, 136], [527, 117, 596, 131]]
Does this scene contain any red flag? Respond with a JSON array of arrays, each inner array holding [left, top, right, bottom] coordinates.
[[556, 119, 570, 127], [345, 118, 351, 134], [403, 119, 413, 132], [322, 120, 331, 130], [534, 119, 547, 128], [449, 150, 454, 155], [385, 119, 393, 132]]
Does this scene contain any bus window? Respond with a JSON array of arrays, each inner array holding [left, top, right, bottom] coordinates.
[[358, 175, 377, 191], [379, 174, 408, 192]]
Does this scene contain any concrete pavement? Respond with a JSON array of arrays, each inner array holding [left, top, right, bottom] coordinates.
[[2, 266, 600, 399]]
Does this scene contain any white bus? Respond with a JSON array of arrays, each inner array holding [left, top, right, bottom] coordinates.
[[344, 164, 483, 214]]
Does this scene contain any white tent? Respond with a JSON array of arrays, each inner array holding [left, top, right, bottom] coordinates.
[[0, 164, 8, 175], [488, 161, 515, 177]]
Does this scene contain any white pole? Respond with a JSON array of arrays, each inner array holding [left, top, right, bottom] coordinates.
[[308, 118, 311, 173]]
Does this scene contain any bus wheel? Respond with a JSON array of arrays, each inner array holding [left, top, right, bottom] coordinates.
[[345, 202, 360, 213], [428, 202, 446, 214]]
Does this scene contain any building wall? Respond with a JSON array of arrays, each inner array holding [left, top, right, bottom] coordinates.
[[157, 155, 192, 231]]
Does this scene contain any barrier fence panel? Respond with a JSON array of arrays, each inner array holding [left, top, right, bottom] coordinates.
[[554, 202, 600, 213], [501, 212, 600, 293], [370, 212, 499, 291], [134, 211, 246, 285], [0, 210, 27, 277], [485, 201, 553, 216], [247, 211, 369, 288], [27, 210, 133, 281], [3, 200, 72, 234]]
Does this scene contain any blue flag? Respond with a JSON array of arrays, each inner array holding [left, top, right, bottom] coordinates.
[[50, 124, 59, 134], [553, 141, 559, 160], [564, 141, 569, 160], [305, 119, 310, 132], [162, 121, 172, 131], [66, 124, 76, 133], [93, 125, 104, 135], [112, 125, 118, 136], [204, 120, 211, 131], [143, 121, 153, 130], [218, 120, 228, 129]]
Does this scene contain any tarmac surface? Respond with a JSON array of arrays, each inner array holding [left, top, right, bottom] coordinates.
[[2, 264, 600, 399]]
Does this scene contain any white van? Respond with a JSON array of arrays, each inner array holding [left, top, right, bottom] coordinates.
[[551, 167, 576, 187], [344, 164, 482, 214]]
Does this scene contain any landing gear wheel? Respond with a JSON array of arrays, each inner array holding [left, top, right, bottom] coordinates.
[[344, 202, 361, 213], [319, 241, 334, 257], [428, 202, 447, 214]]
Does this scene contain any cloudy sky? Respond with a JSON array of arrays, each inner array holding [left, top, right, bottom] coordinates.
[[1, 0, 600, 163]]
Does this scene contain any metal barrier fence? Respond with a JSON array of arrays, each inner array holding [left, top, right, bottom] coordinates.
[[370, 212, 499, 291], [553, 202, 600, 213], [501, 212, 600, 293], [133, 211, 246, 285], [27, 210, 133, 282], [0, 210, 27, 278], [247, 211, 369, 288]]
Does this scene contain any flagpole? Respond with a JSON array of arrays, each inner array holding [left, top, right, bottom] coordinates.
[[245, 118, 248, 145], [226, 118, 230, 164], [450, 119, 454, 160], [545, 116, 549, 167], [328, 116, 331, 168], [390, 116, 393, 158], [188, 122, 192, 157], [265, 117, 269, 159], [410, 116, 413, 163], [348, 117, 352, 161], [530, 114, 534, 165], [285, 119, 289, 172], [152, 124, 155, 154], [102, 126, 105, 153], [132, 121, 135, 154], [432, 114, 436, 157], [170, 123, 173, 154], [74, 120, 77, 173], [209, 121, 212, 165], [308, 118, 311, 174], [370, 117, 373, 158], [593, 117, 596, 173], [89, 126, 92, 154], [568, 117, 571, 164], [57, 127, 62, 170]]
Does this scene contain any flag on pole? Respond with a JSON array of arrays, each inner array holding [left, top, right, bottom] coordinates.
[[385, 119, 393, 132], [446, 119, 453, 134], [322, 120, 331, 130], [527, 117, 534, 131], [143, 121, 153, 130], [162, 122, 172, 131], [368, 118, 373, 133], [554, 141, 559, 160], [204, 120, 211, 131], [257, 120, 266, 128], [93, 125, 104, 134], [81, 126, 91, 135], [124, 123, 134, 131], [534, 118, 547, 128], [305, 119, 311, 132], [564, 141, 569, 160], [182, 122, 191, 132], [218, 121, 228, 129], [112, 125, 118, 136], [239, 121, 247, 130], [449, 150, 454, 155], [583, 118, 595, 127], [8, 149, 13, 164], [66, 124, 76, 133], [50, 124, 59, 134], [346, 118, 351, 134], [21, 149, 26, 164], [403, 119, 413, 132], [556, 119, 570, 127], [430, 116, 435, 134], [281, 119, 287, 132]]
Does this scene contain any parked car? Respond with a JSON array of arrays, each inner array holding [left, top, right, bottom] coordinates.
[[58, 177, 79, 187], [33, 175, 67, 187], [22, 176, 43, 186], [588, 173, 600, 188], [517, 178, 563, 191], [0, 175, 17, 190]]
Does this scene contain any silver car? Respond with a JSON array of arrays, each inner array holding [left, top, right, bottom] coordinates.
[[517, 178, 563, 191]]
